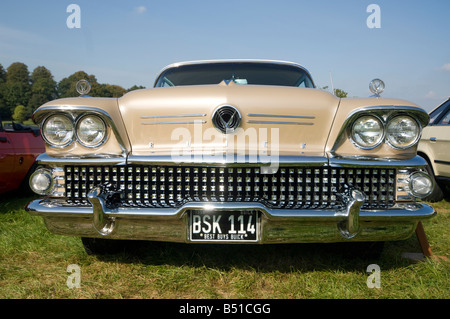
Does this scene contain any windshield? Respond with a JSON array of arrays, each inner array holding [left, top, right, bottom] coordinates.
[[154, 62, 315, 88]]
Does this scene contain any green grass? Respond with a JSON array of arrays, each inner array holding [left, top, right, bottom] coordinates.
[[0, 192, 448, 299]]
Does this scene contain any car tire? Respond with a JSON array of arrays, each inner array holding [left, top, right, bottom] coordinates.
[[81, 237, 132, 255], [423, 165, 444, 203]]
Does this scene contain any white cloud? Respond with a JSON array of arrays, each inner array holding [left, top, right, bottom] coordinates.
[[135, 6, 147, 14], [425, 91, 436, 99], [442, 63, 450, 72]]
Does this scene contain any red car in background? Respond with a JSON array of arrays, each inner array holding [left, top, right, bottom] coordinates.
[[0, 118, 45, 194]]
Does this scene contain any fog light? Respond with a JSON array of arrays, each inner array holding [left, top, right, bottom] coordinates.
[[29, 169, 54, 195], [409, 172, 433, 198]]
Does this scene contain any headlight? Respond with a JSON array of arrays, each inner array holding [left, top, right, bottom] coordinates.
[[386, 116, 420, 149], [409, 172, 433, 198], [351, 115, 384, 149], [29, 168, 54, 195], [42, 115, 74, 148], [76, 115, 107, 147]]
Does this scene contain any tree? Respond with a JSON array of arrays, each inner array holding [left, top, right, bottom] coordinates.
[[4, 62, 31, 118], [104, 84, 127, 97], [12, 105, 29, 123], [58, 71, 129, 98], [58, 71, 96, 98], [0, 64, 7, 119], [334, 88, 348, 98], [0, 64, 5, 83], [28, 66, 58, 112], [127, 85, 146, 92], [0, 63, 146, 120]]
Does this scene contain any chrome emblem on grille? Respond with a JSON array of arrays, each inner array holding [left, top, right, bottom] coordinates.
[[212, 105, 241, 134]]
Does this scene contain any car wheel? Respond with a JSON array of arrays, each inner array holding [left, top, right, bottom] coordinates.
[[81, 237, 132, 255], [423, 165, 444, 203]]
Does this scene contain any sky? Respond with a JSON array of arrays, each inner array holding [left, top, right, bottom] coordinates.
[[0, 0, 449, 111]]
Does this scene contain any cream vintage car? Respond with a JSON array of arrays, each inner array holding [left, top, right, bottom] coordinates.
[[418, 98, 450, 202], [26, 60, 436, 254]]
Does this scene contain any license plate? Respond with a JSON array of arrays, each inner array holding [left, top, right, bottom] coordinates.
[[190, 211, 259, 242]]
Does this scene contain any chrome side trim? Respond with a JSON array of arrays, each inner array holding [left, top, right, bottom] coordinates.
[[247, 120, 314, 125], [35, 153, 428, 170], [35, 153, 126, 166], [127, 155, 328, 166], [248, 114, 316, 119], [329, 155, 428, 168], [141, 120, 207, 125], [140, 114, 206, 119]]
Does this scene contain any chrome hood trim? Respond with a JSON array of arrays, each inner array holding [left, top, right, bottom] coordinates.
[[35, 152, 427, 169]]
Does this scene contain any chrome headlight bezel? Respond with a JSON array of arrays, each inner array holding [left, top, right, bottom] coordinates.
[[350, 115, 385, 150], [42, 114, 75, 148], [385, 115, 421, 150], [409, 171, 434, 198], [75, 114, 108, 148], [29, 168, 55, 195]]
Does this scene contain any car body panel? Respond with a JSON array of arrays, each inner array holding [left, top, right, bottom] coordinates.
[[26, 60, 436, 246], [418, 98, 450, 180], [0, 123, 45, 193], [118, 83, 339, 157]]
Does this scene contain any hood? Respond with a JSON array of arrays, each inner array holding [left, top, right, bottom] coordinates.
[[118, 82, 340, 158]]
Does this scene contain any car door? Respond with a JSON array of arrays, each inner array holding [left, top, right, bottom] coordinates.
[[430, 108, 450, 178], [0, 124, 17, 193]]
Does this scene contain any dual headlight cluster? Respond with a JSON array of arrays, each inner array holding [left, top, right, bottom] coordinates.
[[351, 115, 421, 150], [42, 114, 108, 148]]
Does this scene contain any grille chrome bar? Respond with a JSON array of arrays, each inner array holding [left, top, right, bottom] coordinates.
[[64, 165, 396, 210]]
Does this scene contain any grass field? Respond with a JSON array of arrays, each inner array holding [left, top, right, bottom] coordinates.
[[0, 191, 448, 300]]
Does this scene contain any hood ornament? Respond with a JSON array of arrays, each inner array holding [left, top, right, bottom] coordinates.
[[369, 78, 385, 97], [76, 79, 91, 96]]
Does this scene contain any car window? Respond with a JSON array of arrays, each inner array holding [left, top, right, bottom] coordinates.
[[155, 62, 314, 88], [438, 109, 450, 125], [429, 100, 449, 124]]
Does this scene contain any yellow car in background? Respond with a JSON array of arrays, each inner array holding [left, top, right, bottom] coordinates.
[[418, 98, 450, 202]]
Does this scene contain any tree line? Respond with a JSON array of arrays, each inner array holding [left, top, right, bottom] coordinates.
[[0, 62, 145, 122]]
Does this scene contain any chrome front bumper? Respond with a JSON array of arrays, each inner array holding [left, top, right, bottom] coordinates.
[[26, 195, 436, 244]]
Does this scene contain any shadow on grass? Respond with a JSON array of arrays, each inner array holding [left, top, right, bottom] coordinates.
[[0, 190, 431, 273], [92, 235, 424, 273], [0, 190, 37, 212]]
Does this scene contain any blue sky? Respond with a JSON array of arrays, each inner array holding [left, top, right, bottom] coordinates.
[[0, 0, 449, 111]]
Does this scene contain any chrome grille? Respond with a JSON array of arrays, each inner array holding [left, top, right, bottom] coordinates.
[[64, 165, 396, 210]]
